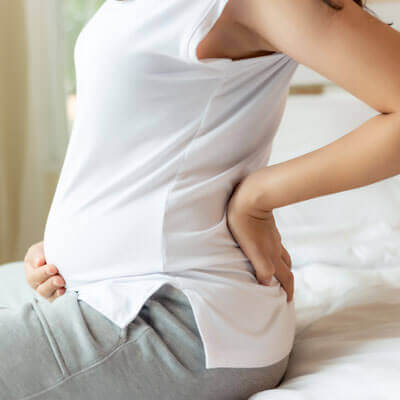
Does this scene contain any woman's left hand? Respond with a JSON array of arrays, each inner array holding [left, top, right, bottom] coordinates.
[[226, 179, 294, 303]]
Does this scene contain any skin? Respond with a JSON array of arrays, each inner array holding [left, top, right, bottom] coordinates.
[[24, 241, 65, 302], [25, 0, 400, 303], [223, 0, 400, 303]]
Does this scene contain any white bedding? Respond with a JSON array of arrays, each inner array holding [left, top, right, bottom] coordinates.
[[250, 263, 400, 399], [251, 89, 400, 399]]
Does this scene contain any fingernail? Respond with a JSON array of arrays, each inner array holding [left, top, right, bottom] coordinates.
[[53, 278, 63, 286]]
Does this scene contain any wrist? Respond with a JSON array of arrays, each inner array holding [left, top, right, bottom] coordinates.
[[231, 170, 275, 218]]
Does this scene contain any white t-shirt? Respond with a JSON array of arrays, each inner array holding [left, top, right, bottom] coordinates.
[[43, 0, 299, 369]]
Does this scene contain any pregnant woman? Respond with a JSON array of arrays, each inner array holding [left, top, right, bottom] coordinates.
[[3, 0, 399, 398]]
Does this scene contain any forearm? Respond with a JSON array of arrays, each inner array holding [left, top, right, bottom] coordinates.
[[242, 111, 400, 214]]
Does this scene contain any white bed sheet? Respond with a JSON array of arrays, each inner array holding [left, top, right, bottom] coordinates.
[[256, 90, 400, 399], [250, 263, 400, 399]]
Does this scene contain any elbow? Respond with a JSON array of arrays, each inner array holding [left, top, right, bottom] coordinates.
[[382, 110, 400, 116], [380, 104, 400, 116], [379, 90, 400, 115], [385, 111, 400, 122], [385, 94, 400, 115], [383, 111, 400, 124]]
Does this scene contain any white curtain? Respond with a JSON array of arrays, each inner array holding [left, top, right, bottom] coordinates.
[[0, 1, 68, 264]]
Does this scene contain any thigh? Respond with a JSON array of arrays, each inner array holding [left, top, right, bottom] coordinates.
[[35, 285, 290, 400], [135, 283, 291, 400], [0, 297, 64, 399], [0, 261, 37, 308], [0, 291, 122, 400], [0, 282, 290, 400]]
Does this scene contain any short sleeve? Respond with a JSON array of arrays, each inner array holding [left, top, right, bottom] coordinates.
[[180, 0, 231, 64]]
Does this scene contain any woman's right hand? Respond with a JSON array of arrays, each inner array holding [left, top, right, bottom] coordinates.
[[24, 241, 66, 302], [226, 178, 294, 302]]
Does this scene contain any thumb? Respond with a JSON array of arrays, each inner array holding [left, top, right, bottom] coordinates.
[[247, 244, 276, 285]]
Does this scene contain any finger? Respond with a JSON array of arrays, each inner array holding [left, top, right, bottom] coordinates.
[[24, 243, 47, 286], [36, 275, 65, 299], [47, 287, 66, 303], [248, 243, 276, 286], [274, 259, 295, 303], [281, 245, 292, 270], [255, 260, 276, 286], [28, 264, 59, 290], [26, 242, 46, 268], [56, 287, 66, 296]]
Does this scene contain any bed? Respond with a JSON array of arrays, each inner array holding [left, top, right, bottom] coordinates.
[[250, 264, 400, 399], [247, 87, 400, 399]]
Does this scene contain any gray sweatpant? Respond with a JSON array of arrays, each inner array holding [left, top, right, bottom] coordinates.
[[0, 261, 291, 400]]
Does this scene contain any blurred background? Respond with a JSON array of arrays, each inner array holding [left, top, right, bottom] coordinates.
[[1, 0, 399, 264]]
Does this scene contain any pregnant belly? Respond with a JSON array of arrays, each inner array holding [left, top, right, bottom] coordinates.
[[43, 205, 165, 290], [43, 202, 252, 291]]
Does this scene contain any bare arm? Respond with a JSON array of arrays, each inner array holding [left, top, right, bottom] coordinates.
[[230, 0, 400, 213], [225, 0, 400, 300]]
